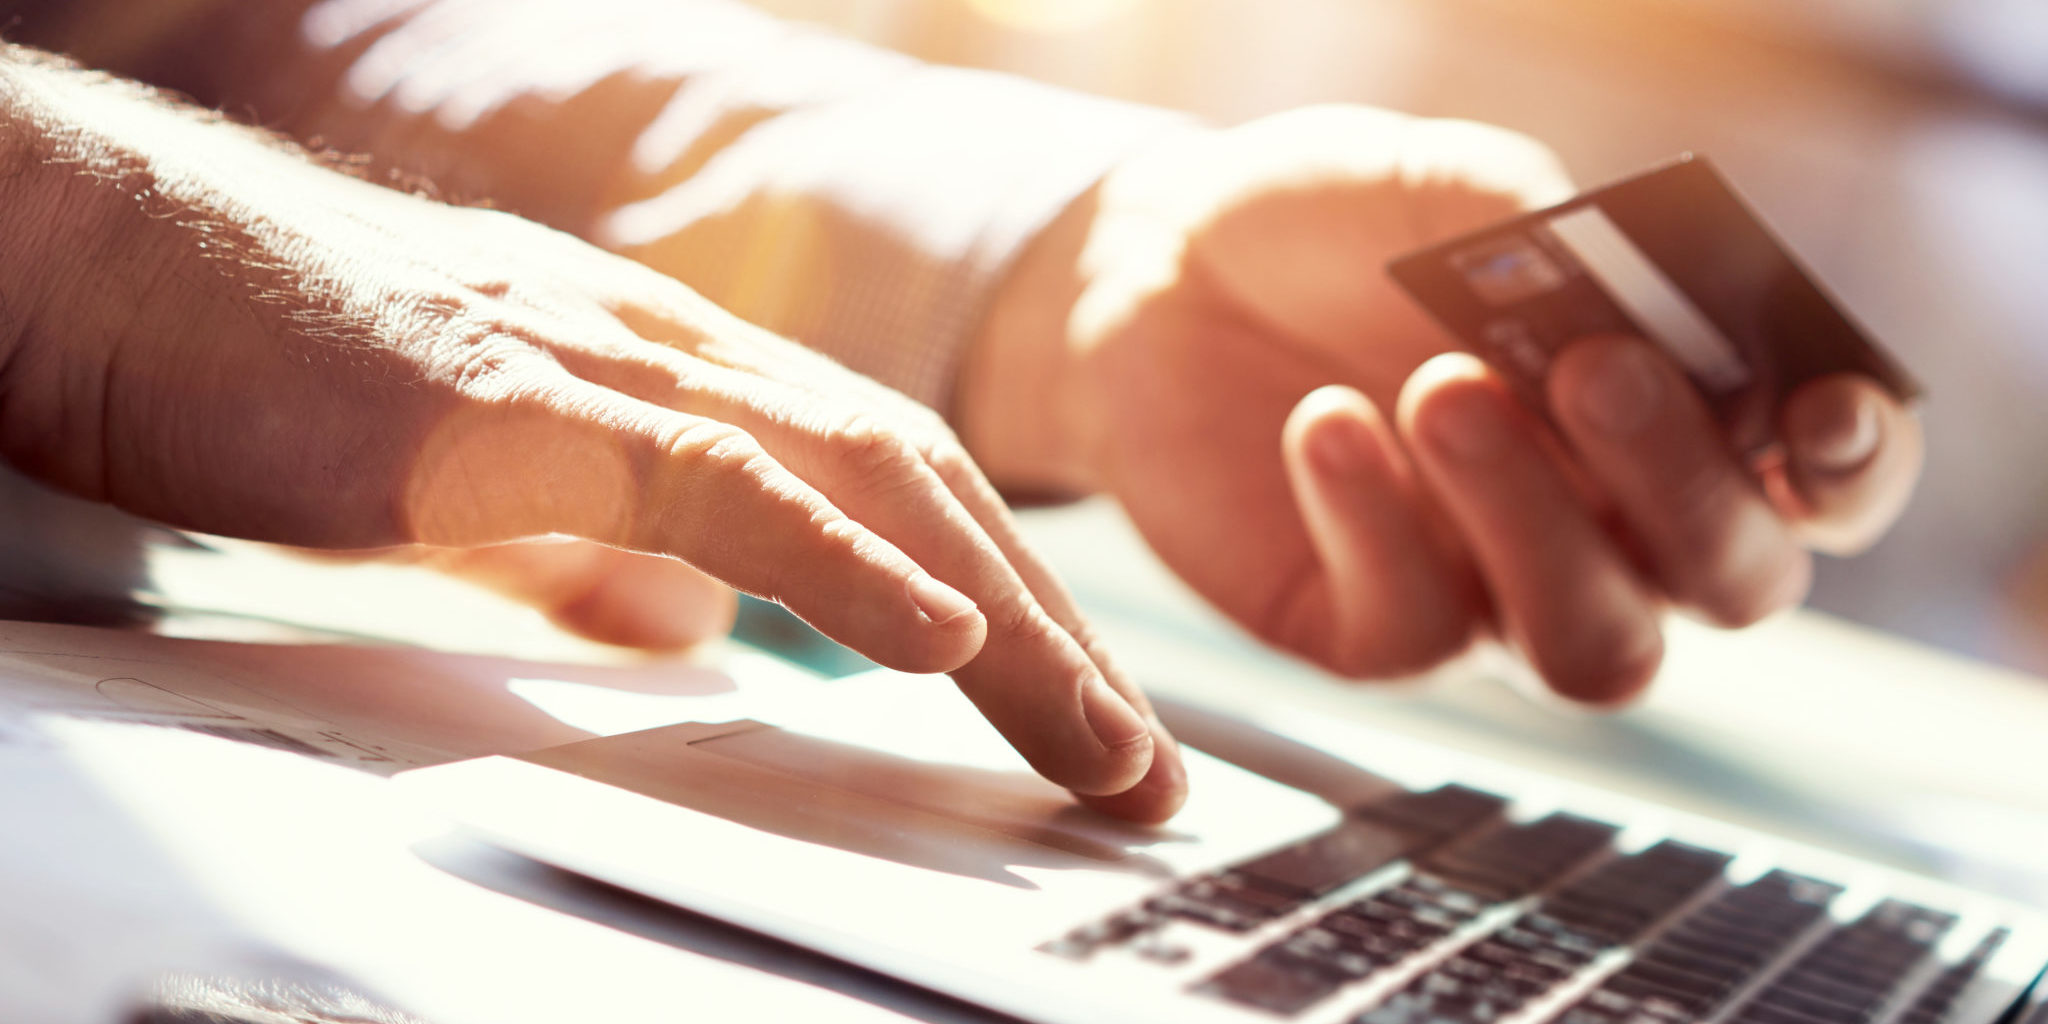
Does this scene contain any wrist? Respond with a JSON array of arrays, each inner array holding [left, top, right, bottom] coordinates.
[[957, 125, 1206, 500], [957, 180, 1102, 499]]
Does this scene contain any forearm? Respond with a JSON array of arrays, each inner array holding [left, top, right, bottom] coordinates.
[[0, 0, 604, 228], [8, 0, 1195, 422], [0, 45, 317, 500]]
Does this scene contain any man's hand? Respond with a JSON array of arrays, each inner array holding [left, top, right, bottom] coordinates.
[[965, 105, 1924, 702], [0, 51, 1186, 821]]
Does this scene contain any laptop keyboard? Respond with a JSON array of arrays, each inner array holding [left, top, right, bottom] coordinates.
[[1040, 785, 2035, 1024]]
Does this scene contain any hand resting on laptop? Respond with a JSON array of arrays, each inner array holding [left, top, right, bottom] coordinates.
[[0, 49, 1170, 819]]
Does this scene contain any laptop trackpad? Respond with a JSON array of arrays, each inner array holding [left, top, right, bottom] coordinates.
[[690, 723, 1184, 866], [509, 672, 1340, 888], [519, 719, 1176, 888]]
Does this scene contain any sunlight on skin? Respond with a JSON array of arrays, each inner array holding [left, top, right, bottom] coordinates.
[[0, 2, 1927, 824], [403, 403, 640, 549], [0, 47, 1182, 821], [967, 107, 1924, 706]]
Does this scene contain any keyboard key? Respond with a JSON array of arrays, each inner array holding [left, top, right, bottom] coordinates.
[[1144, 894, 1256, 933], [1036, 909, 1156, 959], [1233, 819, 1428, 899], [1343, 842, 1729, 1024], [1202, 952, 1345, 1015], [1728, 899, 1956, 1024], [1619, 958, 1731, 1009], [1896, 928, 2009, 1024], [1133, 935, 1192, 966], [1736, 1002, 1845, 1024], [1422, 813, 1618, 898], [1557, 871, 1844, 1024], [1358, 785, 1510, 839], [1542, 841, 1731, 942], [1148, 875, 1301, 932], [1198, 875, 1510, 1011], [1357, 993, 1428, 1024], [1277, 928, 1382, 980], [1049, 792, 1499, 963]]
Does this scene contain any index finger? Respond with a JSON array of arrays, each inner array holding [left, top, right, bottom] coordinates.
[[923, 448, 1189, 824], [544, 336, 1162, 807]]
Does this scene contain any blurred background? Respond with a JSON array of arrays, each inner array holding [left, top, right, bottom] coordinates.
[[745, 0, 2048, 676]]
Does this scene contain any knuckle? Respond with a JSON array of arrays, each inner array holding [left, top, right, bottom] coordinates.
[[425, 319, 553, 400], [818, 411, 935, 502], [824, 413, 919, 471], [669, 420, 761, 468], [991, 602, 1065, 652], [660, 420, 786, 507]]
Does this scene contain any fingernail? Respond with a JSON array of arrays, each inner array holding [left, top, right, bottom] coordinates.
[[1573, 340, 1663, 438], [906, 573, 977, 626], [1424, 387, 1513, 462], [1081, 675, 1151, 750], [1800, 391, 1880, 474], [1310, 415, 1373, 475]]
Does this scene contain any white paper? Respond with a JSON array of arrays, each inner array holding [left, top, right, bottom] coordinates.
[[0, 619, 816, 774]]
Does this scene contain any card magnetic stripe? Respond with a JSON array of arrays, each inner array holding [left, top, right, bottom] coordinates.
[[1545, 205, 1753, 395]]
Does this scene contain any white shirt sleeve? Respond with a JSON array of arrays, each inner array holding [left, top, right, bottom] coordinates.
[[289, 0, 1200, 416]]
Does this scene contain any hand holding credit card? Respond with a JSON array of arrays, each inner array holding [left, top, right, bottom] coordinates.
[[1388, 155, 1921, 460], [966, 108, 1929, 707]]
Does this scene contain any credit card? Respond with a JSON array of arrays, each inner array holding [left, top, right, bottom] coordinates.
[[1387, 154, 1921, 458]]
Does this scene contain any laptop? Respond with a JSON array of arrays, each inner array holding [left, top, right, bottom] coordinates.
[[397, 665, 2048, 1024]]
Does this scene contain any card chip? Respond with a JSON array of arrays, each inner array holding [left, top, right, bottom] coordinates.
[[1450, 237, 1569, 307]]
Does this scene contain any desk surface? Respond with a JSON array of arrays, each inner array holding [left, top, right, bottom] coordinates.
[[148, 498, 2048, 883], [7, 499, 2045, 1024]]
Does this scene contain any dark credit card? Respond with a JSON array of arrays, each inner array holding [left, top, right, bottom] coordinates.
[[1387, 154, 1921, 458]]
